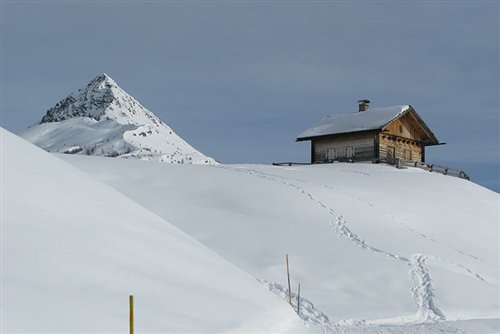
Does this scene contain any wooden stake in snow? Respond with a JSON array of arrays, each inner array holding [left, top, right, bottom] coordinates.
[[286, 254, 292, 306], [297, 283, 301, 315], [129, 295, 134, 334]]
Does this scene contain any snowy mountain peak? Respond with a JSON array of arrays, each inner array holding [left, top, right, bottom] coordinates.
[[84, 73, 119, 94], [40, 73, 154, 125], [91, 72, 113, 83], [23, 74, 217, 164]]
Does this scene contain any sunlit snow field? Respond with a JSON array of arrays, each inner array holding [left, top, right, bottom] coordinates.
[[3, 128, 500, 333], [62, 147, 500, 332]]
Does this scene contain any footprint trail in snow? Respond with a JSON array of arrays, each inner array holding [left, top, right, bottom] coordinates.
[[216, 165, 490, 326]]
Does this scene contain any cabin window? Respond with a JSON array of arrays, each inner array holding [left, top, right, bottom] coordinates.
[[387, 146, 395, 159], [399, 125, 403, 134], [346, 146, 355, 158], [404, 149, 412, 161], [327, 148, 336, 160]]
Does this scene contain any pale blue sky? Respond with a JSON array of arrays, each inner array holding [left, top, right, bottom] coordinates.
[[1, 1, 499, 191]]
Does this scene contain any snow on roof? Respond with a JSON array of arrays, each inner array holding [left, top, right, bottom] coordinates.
[[297, 105, 410, 140]]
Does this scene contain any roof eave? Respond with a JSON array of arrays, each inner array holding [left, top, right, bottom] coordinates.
[[296, 129, 379, 142], [381, 105, 439, 145]]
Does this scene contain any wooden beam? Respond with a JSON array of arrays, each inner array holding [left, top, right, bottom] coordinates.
[[311, 141, 315, 164]]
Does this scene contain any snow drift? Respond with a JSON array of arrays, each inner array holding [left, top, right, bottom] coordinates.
[[61, 153, 500, 333], [1, 128, 309, 333], [3, 123, 499, 333]]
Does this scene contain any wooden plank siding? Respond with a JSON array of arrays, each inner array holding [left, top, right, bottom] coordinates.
[[384, 117, 425, 141], [378, 134, 424, 162], [311, 131, 376, 163], [378, 116, 425, 162]]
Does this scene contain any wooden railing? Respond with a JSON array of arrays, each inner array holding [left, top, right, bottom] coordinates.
[[272, 158, 470, 181], [272, 162, 311, 166], [373, 158, 470, 180], [423, 163, 470, 180]]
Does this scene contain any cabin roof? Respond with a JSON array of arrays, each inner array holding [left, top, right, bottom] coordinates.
[[296, 105, 439, 145]]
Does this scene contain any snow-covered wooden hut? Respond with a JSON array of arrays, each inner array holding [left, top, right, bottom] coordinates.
[[296, 100, 440, 163]]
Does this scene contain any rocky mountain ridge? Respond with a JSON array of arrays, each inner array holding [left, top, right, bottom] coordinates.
[[22, 74, 216, 164]]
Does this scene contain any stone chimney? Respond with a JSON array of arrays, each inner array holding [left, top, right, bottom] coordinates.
[[358, 99, 370, 112]]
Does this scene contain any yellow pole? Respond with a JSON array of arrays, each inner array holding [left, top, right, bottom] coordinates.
[[129, 295, 134, 334], [286, 254, 292, 306]]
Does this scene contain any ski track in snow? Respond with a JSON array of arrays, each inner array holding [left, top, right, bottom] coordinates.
[[321, 186, 490, 266], [219, 166, 493, 268], [427, 255, 488, 283], [217, 166, 488, 282], [258, 279, 467, 334], [215, 165, 491, 327], [233, 166, 490, 266]]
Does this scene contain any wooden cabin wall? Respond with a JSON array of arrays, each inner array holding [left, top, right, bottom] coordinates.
[[378, 134, 424, 162], [384, 117, 424, 141], [379, 116, 426, 162], [312, 132, 375, 162]]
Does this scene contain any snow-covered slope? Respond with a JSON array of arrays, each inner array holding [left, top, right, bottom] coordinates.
[[20, 74, 216, 164], [61, 154, 500, 333], [1, 128, 310, 333]]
